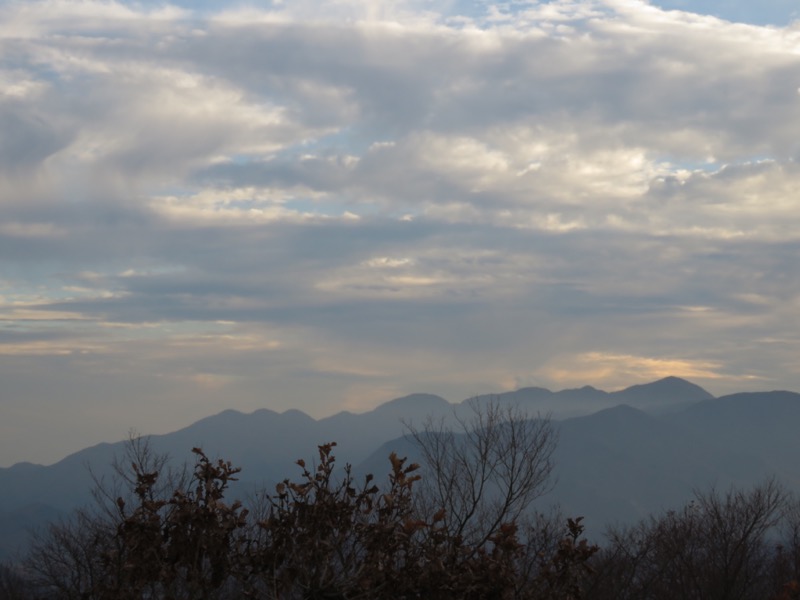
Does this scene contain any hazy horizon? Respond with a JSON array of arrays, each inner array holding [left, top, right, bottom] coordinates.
[[2, 0, 799, 467]]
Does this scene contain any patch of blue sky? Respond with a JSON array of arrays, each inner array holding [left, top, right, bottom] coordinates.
[[199, 177, 420, 219], [450, 0, 613, 29], [0, 281, 88, 307], [647, 0, 799, 26], [116, 0, 251, 16], [0, 263, 81, 291], [439, 0, 492, 21], [444, 0, 799, 28], [1, 264, 187, 314], [6, 61, 64, 87], [284, 195, 416, 219], [116, 320, 235, 338], [283, 197, 367, 216], [69, 0, 800, 26], [151, 181, 200, 198], [224, 198, 275, 210], [117, 264, 189, 277], [297, 126, 379, 157], [660, 154, 779, 173], [658, 157, 723, 173], [0, 278, 47, 299]]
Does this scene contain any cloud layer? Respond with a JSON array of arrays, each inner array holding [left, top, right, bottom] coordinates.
[[1, 0, 799, 465]]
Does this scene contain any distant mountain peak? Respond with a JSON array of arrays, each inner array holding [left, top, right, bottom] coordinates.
[[374, 393, 450, 413], [615, 376, 714, 400], [632, 375, 692, 388], [655, 375, 698, 386], [281, 408, 314, 420], [516, 386, 552, 394]]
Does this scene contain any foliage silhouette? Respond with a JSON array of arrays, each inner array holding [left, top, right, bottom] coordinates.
[[22, 411, 595, 599]]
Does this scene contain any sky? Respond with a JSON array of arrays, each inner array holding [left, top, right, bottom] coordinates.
[[1, 0, 800, 466]]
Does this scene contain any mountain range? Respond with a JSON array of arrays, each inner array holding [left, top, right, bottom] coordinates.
[[2, 376, 799, 560]]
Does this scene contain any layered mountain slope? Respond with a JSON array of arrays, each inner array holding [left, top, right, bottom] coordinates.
[[667, 391, 800, 485], [3, 378, 797, 558]]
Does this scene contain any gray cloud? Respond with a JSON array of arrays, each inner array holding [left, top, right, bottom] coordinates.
[[1, 0, 799, 465]]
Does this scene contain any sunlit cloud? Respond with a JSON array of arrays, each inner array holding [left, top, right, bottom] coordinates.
[[539, 352, 735, 390]]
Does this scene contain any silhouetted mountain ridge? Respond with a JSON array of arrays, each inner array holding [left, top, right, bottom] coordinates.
[[3, 377, 799, 560], [465, 376, 710, 418]]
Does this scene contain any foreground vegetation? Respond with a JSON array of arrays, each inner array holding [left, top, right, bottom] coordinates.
[[4, 403, 800, 599]]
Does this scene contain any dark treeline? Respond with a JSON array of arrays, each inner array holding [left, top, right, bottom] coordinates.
[[3, 403, 800, 599], [588, 479, 800, 600]]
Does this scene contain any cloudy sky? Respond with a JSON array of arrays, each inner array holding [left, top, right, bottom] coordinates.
[[1, 0, 799, 466]]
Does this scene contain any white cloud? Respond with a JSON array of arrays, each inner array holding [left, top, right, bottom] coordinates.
[[1, 0, 800, 465]]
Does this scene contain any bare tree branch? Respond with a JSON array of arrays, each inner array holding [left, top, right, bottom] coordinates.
[[405, 398, 557, 552]]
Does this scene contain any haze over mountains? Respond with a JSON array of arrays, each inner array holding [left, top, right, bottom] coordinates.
[[3, 376, 799, 560]]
